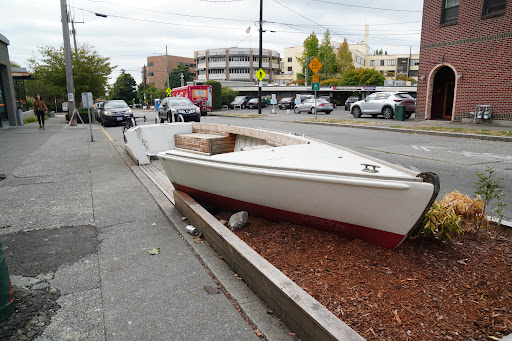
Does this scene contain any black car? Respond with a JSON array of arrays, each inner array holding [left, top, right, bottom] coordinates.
[[344, 96, 360, 110], [98, 100, 133, 126], [229, 96, 250, 109], [278, 97, 294, 109], [319, 95, 336, 108], [246, 98, 268, 109], [158, 97, 201, 122]]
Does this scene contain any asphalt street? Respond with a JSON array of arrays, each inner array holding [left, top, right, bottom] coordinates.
[[104, 107, 512, 221]]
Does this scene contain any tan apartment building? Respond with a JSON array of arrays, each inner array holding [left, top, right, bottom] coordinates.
[[143, 55, 196, 89]]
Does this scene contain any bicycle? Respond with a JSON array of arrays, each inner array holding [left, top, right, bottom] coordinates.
[[122, 115, 147, 143]]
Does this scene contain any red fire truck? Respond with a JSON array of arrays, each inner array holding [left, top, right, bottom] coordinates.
[[172, 85, 212, 116]]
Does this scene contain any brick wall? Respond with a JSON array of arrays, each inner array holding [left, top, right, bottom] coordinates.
[[146, 55, 196, 89], [417, 0, 512, 121]]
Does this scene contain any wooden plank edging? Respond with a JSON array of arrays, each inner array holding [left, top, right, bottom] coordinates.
[[173, 190, 364, 341]]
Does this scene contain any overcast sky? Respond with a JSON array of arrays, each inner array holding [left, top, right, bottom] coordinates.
[[1, 0, 423, 84]]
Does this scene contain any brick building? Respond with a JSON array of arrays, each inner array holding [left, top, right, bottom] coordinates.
[[143, 55, 196, 89], [416, 0, 511, 121]]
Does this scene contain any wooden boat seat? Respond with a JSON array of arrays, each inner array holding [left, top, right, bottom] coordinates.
[[174, 133, 236, 155]]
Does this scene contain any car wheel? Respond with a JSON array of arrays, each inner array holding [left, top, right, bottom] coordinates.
[[351, 106, 362, 118], [294, 107, 300, 114], [405, 113, 412, 119], [310, 107, 316, 114], [325, 111, 332, 115], [100, 116, 105, 126], [194, 114, 201, 122], [201, 111, 207, 116], [241, 104, 245, 109], [382, 107, 394, 119]]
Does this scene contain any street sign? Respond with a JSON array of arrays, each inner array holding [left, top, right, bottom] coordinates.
[[295, 94, 301, 105], [312, 82, 320, 91], [166, 88, 172, 96], [312, 75, 319, 83], [271, 94, 277, 105], [255, 68, 266, 82], [308, 57, 322, 74]]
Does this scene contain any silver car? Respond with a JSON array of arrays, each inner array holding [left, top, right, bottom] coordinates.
[[350, 92, 416, 119], [294, 98, 333, 114]]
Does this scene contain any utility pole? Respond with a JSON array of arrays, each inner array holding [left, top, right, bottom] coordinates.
[[407, 46, 412, 78], [305, 57, 309, 86], [180, 73, 184, 87], [257, 0, 263, 115], [60, 0, 76, 125], [166, 45, 170, 90]]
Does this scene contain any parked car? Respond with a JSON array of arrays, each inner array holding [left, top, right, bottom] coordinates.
[[344, 96, 360, 110], [98, 100, 133, 126], [158, 97, 201, 122], [94, 102, 103, 122], [229, 96, 250, 109], [319, 95, 336, 108], [246, 98, 268, 109], [294, 98, 333, 114], [350, 92, 416, 119], [278, 97, 295, 109]]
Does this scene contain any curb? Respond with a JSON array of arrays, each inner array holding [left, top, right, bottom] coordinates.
[[294, 121, 512, 142], [174, 190, 364, 341]]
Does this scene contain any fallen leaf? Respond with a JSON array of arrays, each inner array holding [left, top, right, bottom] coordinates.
[[151, 223, 158, 226], [267, 309, 274, 314], [204, 286, 221, 295], [146, 248, 160, 255], [220, 219, 227, 225]]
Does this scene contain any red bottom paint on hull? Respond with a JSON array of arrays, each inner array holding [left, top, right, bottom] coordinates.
[[173, 183, 406, 249]]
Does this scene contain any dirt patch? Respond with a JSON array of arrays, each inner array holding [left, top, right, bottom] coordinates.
[[215, 212, 512, 340], [0, 286, 60, 340]]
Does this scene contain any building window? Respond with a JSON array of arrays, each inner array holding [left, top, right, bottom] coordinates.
[[483, 0, 506, 15], [287, 57, 292, 62], [147, 62, 154, 67], [442, 0, 459, 24], [287, 66, 293, 71], [208, 57, 225, 63], [380, 60, 385, 66], [370, 60, 375, 66], [229, 56, 250, 62], [410, 59, 420, 66], [409, 70, 419, 77], [148, 72, 154, 76], [386, 59, 396, 66]]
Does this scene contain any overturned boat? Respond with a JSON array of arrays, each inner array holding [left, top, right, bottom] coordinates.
[[125, 122, 439, 249]]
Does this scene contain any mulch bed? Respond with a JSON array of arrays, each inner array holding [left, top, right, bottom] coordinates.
[[215, 212, 512, 340]]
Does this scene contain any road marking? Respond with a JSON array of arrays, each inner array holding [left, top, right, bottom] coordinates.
[[411, 145, 454, 152], [102, 127, 115, 142], [409, 165, 421, 172]]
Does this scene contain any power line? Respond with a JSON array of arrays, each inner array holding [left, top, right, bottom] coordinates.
[[75, 7, 245, 30], [311, 0, 422, 13], [86, 0, 253, 22]]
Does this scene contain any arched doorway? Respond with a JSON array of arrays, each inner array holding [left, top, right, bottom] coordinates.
[[430, 66, 455, 120]]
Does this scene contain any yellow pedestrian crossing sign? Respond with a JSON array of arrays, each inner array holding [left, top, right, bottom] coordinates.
[[255, 68, 266, 81], [166, 88, 172, 96]]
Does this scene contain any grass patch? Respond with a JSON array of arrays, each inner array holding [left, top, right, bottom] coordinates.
[[211, 113, 268, 118], [388, 125, 512, 137], [303, 118, 386, 126], [23, 115, 48, 124]]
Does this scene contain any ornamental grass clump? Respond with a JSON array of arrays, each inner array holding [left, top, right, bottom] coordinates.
[[420, 200, 463, 242]]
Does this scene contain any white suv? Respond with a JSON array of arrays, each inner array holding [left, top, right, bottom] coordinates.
[[350, 92, 416, 119]]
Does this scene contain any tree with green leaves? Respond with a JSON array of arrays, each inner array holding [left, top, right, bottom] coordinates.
[[297, 32, 319, 83], [110, 70, 136, 104], [336, 38, 354, 77], [339, 68, 385, 86], [28, 43, 114, 101], [221, 87, 238, 106], [318, 30, 337, 77], [396, 74, 417, 85], [205, 80, 222, 110], [167, 64, 193, 89], [137, 83, 166, 105]]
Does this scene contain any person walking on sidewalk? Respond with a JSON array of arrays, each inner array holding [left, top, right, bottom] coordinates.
[[34, 94, 48, 130]]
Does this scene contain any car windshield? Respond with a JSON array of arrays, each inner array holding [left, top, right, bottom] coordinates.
[[233, 96, 245, 102], [280, 98, 292, 101], [395, 93, 414, 99], [169, 98, 193, 106], [104, 101, 128, 109], [248, 99, 258, 103]]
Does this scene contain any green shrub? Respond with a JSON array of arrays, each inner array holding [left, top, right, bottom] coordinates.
[[474, 167, 507, 227], [221, 87, 238, 106], [419, 201, 463, 242], [205, 80, 222, 110], [320, 78, 340, 86], [65, 110, 92, 123]]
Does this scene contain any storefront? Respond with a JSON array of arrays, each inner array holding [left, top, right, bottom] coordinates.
[[0, 33, 19, 128]]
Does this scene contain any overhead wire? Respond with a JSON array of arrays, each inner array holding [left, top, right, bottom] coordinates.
[[311, 0, 422, 13]]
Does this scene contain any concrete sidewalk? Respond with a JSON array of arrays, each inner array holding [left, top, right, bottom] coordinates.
[[0, 117, 290, 340]]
